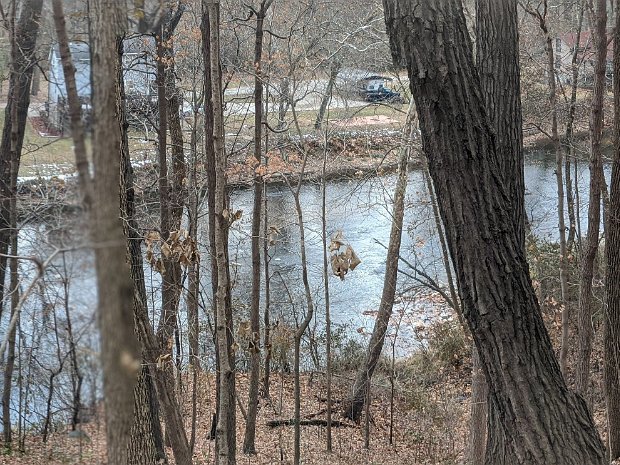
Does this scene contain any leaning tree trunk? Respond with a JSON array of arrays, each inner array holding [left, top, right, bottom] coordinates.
[[51, 0, 92, 207], [576, 0, 606, 397], [117, 40, 168, 465], [314, 60, 340, 130], [382, 1, 605, 464], [344, 103, 414, 422], [2, 195, 18, 445], [605, 5, 620, 461], [475, 1, 525, 461], [90, 1, 141, 462]]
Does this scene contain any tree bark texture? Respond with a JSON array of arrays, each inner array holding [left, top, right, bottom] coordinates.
[[605, 3, 620, 460], [475, 1, 525, 461], [0, 0, 42, 323], [576, 0, 606, 397], [382, 1, 605, 464], [90, 2, 140, 462], [475, 0, 524, 249]]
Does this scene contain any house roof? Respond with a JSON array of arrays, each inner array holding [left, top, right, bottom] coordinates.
[[359, 75, 393, 82], [51, 42, 90, 61], [558, 31, 613, 61]]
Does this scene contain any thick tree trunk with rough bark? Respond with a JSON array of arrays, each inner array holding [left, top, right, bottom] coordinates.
[[90, 2, 140, 463], [0, 0, 42, 323], [382, 1, 605, 464], [576, 0, 606, 397], [605, 5, 620, 461], [474, 2, 524, 461]]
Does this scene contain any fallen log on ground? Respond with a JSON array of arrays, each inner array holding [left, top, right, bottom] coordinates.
[[266, 418, 353, 428]]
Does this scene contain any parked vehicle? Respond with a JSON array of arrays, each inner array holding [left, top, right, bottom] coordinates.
[[364, 86, 405, 103], [356, 75, 405, 103]]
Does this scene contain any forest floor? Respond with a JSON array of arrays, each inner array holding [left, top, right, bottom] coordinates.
[[0, 364, 469, 465], [1, 308, 610, 465]]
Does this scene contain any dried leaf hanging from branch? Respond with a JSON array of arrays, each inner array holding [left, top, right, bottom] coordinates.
[[145, 229, 200, 274], [330, 231, 361, 280]]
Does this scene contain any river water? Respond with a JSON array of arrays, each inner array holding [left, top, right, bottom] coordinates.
[[1, 151, 607, 428]]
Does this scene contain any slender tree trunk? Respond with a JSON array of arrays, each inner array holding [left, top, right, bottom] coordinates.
[[207, 2, 236, 463], [525, 9, 572, 379], [292, 188, 315, 465], [320, 115, 332, 452], [117, 40, 168, 465], [382, 2, 605, 463], [2, 209, 18, 445], [262, 180, 271, 398], [187, 102, 201, 454], [344, 104, 413, 422], [60, 255, 83, 432], [314, 61, 340, 130], [243, 0, 271, 454], [201, 1, 221, 440], [90, 1, 140, 462], [51, 0, 92, 207], [605, 4, 620, 460], [576, 0, 606, 397], [565, 1, 585, 252]]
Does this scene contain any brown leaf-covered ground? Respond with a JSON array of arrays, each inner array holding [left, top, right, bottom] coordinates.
[[0, 365, 469, 464]]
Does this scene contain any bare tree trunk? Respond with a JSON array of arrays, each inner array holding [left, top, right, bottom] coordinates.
[[320, 115, 332, 452], [521, 5, 572, 379], [0, 0, 42, 323], [207, 2, 236, 463], [605, 4, 620, 460], [262, 180, 271, 398], [382, 1, 605, 463], [576, 0, 606, 397], [292, 186, 315, 465], [51, 0, 92, 207], [344, 104, 414, 422], [201, 1, 221, 440], [475, 2, 525, 460], [243, 0, 272, 455], [117, 40, 168, 465], [2, 201, 18, 445], [314, 60, 340, 130], [565, 1, 585, 253], [187, 101, 201, 454], [90, 1, 140, 462]]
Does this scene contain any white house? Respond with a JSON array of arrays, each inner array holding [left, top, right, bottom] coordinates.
[[552, 31, 612, 86], [47, 42, 91, 131], [47, 37, 156, 132]]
